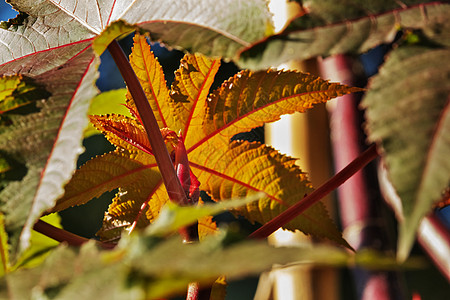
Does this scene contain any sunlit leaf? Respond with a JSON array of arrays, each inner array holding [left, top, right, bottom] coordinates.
[[127, 34, 221, 133], [90, 114, 154, 154], [0, 0, 272, 258], [188, 68, 363, 149], [192, 141, 349, 246], [73, 37, 359, 246], [51, 149, 159, 213], [85, 88, 129, 137]]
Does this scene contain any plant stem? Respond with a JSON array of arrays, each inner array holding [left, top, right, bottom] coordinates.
[[33, 220, 115, 249], [249, 144, 379, 240], [108, 39, 204, 300], [107, 40, 188, 206], [321, 54, 406, 299]]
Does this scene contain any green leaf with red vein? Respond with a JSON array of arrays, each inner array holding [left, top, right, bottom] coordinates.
[[0, 0, 270, 257], [0, 44, 98, 257]]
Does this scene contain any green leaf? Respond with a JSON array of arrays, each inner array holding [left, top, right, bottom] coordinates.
[[85, 89, 130, 137], [238, 2, 450, 69], [12, 213, 60, 271], [361, 44, 450, 261], [92, 20, 136, 56], [2, 0, 272, 64], [0, 51, 99, 257], [0, 213, 9, 276], [1, 227, 421, 300], [146, 193, 264, 237]]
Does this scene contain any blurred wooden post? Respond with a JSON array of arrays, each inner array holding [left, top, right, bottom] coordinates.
[[255, 1, 338, 300]]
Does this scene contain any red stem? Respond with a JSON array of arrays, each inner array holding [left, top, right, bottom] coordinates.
[[249, 144, 379, 239], [33, 220, 115, 249], [107, 40, 188, 206], [107, 39, 203, 300], [321, 54, 406, 299]]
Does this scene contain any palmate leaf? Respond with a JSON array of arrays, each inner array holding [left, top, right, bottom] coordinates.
[[188, 68, 362, 150], [0, 0, 271, 257], [58, 36, 360, 246], [2, 0, 271, 63], [238, 1, 450, 69], [361, 44, 450, 260]]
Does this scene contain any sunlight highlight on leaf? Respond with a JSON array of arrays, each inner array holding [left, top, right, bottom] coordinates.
[[52, 149, 159, 213], [127, 34, 176, 129], [186, 68, 363, 149], [192, 140, 348, 246]]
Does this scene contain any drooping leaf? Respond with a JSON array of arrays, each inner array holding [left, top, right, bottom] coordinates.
[[67, 37, 360, 246], [0, 47, 98, 256], [361, 44, 450, 260], [238, 1, 450, 69]]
